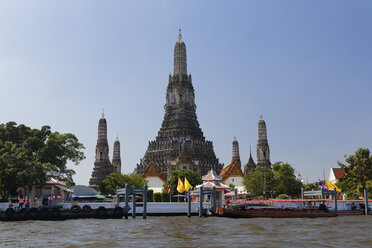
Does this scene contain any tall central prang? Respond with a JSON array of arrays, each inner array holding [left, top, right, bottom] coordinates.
[[135, 30, 223, 178]]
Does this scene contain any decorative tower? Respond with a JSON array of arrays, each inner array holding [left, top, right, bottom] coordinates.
[[135, 30, 222, 178], [232, 136, 241, 167], [244, 145, 256, 175], [256, 113, 271, 168], [89, 112, 114, 190], [112, 136, 121, 174]]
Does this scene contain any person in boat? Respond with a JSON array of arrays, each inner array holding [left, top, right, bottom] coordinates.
[[351, 202, 356, 210], [8, 198, 13, 208]]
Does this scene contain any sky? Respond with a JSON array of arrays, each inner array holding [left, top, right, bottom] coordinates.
[[0, 1, 371, 185]]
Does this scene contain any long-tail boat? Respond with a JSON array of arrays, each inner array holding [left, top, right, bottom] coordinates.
[[215, 203, 337, 218]]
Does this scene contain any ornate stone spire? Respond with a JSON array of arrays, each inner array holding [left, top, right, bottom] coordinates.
[[96, 115, 109, 161], [135, 30, 222, 178], [232, 136, 241, 167], [173, 29, 187, 76], [89, 113, 114, 190], [244, 144, 256, 175], [98, 114, 107, 142], [256, 114, 271, 168], [112, 136, 121, 174]]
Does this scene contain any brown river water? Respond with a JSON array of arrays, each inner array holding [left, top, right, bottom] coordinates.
[[1, 216, 372, 248]]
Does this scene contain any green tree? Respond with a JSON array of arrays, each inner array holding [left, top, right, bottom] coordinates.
[[272, 162, 302, 197], [243, 162, 302, 198], [162, 169, 202, 197], [243, 167, 274, 197], [338, 148, 372, 195], [98, 173, 146, 195], [0, 122, 85, 199], [303, 182, 318, 191], [229, 183, 235, 191]]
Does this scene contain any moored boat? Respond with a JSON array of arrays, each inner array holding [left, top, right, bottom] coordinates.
[[215, 203, 337, 218]]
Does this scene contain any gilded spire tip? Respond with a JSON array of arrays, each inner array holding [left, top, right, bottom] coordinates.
[[101, 108, 105, 118], [178, 29, 182, 40], [260, 111, 263, 120]]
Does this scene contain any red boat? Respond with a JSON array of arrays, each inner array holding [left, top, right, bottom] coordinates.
[[215, 203, 337, 218]]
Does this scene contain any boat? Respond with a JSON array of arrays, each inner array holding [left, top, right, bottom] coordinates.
[[215, 203, 337, 218], [225, 199, 370, 216]]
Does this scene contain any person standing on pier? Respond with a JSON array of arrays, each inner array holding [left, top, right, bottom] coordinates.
[[25, 197, 30, 211], [18, 195, 24, 209]]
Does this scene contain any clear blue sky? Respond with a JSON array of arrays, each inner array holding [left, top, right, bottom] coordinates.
[[1, 1, 371, 185]]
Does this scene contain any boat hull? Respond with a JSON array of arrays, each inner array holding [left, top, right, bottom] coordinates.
[[216, 207, 337, 218]]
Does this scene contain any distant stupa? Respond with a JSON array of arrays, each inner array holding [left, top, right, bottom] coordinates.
[[89, 112, 121, 190]]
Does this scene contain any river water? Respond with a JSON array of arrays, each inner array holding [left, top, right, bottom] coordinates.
[[1, 216, 372, 247]]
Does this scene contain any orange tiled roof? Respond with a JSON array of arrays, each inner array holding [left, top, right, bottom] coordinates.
[[332, 168, 346, 179], [219, 159, 244, 182], [143, 161, 166, 182]]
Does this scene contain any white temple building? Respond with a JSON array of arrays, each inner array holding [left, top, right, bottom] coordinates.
[[195, 169, 230, 206]]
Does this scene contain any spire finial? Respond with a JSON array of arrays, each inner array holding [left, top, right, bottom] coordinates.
[[102, 108, 105, 118], [116, 133, 119, 141], [260, 111, 263, 120], [178, 29, 182, 40], [234, 136, 237, 142]]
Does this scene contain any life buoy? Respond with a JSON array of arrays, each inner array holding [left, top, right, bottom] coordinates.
[[29, 208, 39, 219], [50, 207, 61, 219], [5, 208, 15, 218], [40, 208, 51, 219], [113, 207, 123, 218], [82, 205, 92, 213], [18, 209, 28, 219], [96, 207, 107, 218], [71, 205, 81, 213]]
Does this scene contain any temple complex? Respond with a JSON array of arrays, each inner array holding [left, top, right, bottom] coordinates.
[[135, 30, 223, 178], [89, 113, 121, 190]]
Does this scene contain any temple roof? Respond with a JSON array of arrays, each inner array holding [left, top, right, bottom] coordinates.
[[70, 185, 97, 196], [202, 169, 222, 181], [332, 168, 346, 179], [195, 181, 230, 190], [220, 159, 244, 181], [143, 160, 166, 182]]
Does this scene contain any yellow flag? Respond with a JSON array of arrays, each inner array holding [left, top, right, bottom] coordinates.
[[177, 177, 185, 193], [184, 177, 193, 192], [327, 180, 341, 193]]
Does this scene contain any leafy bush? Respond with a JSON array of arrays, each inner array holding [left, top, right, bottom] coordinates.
[[276, 194, 290, 199], [147, 189, 154, 202], [162, 192, 170, 202], [154, 192, 162, 202]]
